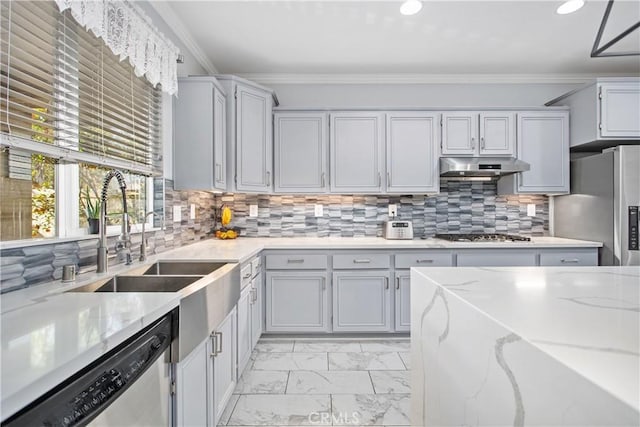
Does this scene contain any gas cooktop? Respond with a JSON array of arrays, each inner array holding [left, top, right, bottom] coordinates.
[[434, 233, 532, 242]]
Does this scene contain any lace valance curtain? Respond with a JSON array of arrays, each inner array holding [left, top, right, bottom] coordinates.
[[54, 0, 180, 95]]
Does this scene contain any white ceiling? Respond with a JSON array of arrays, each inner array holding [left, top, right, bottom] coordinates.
[[161, 0, 640, 79]]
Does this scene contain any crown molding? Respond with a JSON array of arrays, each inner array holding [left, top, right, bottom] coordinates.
[[237, 73, 634, 85], [148, 2, 218, 75]]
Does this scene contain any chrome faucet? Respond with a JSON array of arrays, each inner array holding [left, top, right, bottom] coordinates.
[[140, 211, 164, 262], [97, 169, 131, 273]]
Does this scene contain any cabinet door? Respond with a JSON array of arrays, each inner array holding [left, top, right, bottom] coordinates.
[[236, 286, 252, 379], [332, 271, 392, 332], [441, 112, 478, 156], [394, 272, 411, 332], [176, 338, 209, 427], [251, 272, 263, 349], [213, 88, 227, 190], [330, 112, 384, 193], [516, 112, 569, 193], [274, 113, 328, 193], [386, 113, 439, 194], [211, 308, 237, 426], [236, 84, 272, 192], [599, 83, 640, 138], [174, 80, 215, 190], [265, 272, 329, 332], [479, 112, 515, 157]]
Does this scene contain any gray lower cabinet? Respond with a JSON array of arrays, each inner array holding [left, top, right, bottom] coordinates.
[[265, 271, 330, 332], [456, 250, 537, 266], [332, 271, 392, 332], [236, 284, 252, 378], [176, 338, 209, 427], [539, 249, 598, 266], [394, 272, 411, 332], [250, 271, 263, 348], [211, 308, 237, 425]]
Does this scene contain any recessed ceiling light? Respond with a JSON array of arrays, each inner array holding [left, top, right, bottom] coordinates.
[[557, 0, 585, 15], [400, 0, 422, 16]]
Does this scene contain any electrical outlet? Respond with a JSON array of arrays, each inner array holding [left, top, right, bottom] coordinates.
[[249, 204, 258, 217], [190, 204, 196, 220], [314, 204, 323, 217], [388, 204, 397, 217], [527, 204, 536, 217], [173, 205, 181, 222]]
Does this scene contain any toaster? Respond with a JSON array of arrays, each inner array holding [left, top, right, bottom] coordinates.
[[384, 220, 414, 240]]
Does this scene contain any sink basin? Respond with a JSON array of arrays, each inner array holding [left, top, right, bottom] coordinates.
[[142, 261, 227, 276], [68, 275, 204, 293]]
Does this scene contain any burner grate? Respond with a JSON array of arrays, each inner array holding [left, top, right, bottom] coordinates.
[[434, 233, 531, 242]]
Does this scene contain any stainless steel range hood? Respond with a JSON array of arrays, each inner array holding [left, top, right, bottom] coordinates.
[[440, 157, 530, 180]]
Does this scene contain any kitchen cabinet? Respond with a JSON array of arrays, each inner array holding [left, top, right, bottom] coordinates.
[[330, 112, 384, 193], [332, 271, 392, 332], [210, 307, 237, 425], [236, 284, 252, 378], [216, 75, 276, 193], [546, 78, 640, 149], [176, 338, 209, 427], [386, 112, 439, 194], [250, 271, 263, 349], [274, 112, 328, 193], [498, 111, 569, 195], [394, 272, 411, 332], [441, 112, 515, 157], [456, 250, 537, 266], [539, 249, 598, 266], [265, 271, 330, 332], [173, 77, 226, 191]]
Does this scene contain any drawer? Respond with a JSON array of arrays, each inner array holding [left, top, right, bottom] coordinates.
[[456, 250, 537, 267], [241, 263, 253, 288], [251, 256, 262, 277], [539, 250, 598, 266], [395, 252, 453, 269], [333, 254, 391, 269], [266, 254, 328, 270]]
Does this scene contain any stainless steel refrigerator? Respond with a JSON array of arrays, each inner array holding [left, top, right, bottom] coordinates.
[[554, 145, 639, 266]]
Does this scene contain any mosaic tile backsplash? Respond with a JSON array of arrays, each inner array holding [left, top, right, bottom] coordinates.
[[218, 181, 548, 238]]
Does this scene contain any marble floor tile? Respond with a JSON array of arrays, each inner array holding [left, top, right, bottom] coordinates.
[[369, 371, 410, 394], [219, 394, 240, 425], [359, 340, 410, 353], [254, 340, 295, 353], [287, 370, 374, 394], [228, 394, 331, 426], [328, 352, 405, 371], [398, 352, 410, 370], [252, 352, 327, 371], [234, 370, 289, 394], [294, 340, 362, 353], [331, 394, 410, 426]]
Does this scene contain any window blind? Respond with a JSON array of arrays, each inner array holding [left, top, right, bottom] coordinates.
[[0, 0, 162, 175]]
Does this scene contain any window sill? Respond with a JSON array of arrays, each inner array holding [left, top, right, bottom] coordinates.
[[0, 227, 164, 250]]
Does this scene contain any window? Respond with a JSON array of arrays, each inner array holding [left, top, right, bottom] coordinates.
[[0, 1, 162, 242]]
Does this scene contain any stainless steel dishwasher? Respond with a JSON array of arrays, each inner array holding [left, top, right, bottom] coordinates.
[[2, 309, 177, 427]]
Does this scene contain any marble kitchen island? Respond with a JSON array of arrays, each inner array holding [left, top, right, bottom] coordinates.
[[410, 266, 640, 426]]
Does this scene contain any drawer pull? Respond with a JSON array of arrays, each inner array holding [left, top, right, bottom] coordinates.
[[243, 272, 252, 279], [287, 259, 305, 263], [385, 277, 389, 289], [561, 259, 579, 264], [416, 259, 434, 264], [396, 277, 400, 290], [353, 259, 371, 264]]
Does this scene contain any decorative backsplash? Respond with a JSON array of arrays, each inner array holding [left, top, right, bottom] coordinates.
[[0, 179, 216, 293], [218, 181, 549, 238]]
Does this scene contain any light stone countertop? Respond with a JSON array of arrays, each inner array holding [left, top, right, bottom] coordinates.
[[0, 235, 602, 420], [411, 266, 640, 425]]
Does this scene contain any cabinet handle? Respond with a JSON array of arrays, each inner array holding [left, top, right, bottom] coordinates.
[[385, 277, 389, 290], [215, 163, 222, 182], [215, 331, 223, 354], [353, 259, 371, 264], [321, 172, 325, 188], [378, 173, 381, 187], [560, 259, 579, 264], [396, 277, 400, 290], [287, 258, 305, 263], [266, 171, 271, 186], [416, 259, 434, 264], [322, 277, 326, 290], [480, 137, 485, 150], [243, 272, 252, 279], [471, 137, 476, 150], [210, 332, 218, 357], [387, 171, 391, 187]]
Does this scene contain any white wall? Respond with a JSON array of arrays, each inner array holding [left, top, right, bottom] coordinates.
[[268, 83, 582, 108]]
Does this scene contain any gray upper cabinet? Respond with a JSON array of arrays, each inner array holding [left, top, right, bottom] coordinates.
[[479, 112, 515, 156], [173, 77, 226, 191], [498, 111, 569, 194], [386, 113, 439, 194], [441, 112, 478, 156], [217, 75, 276, 193], [546, 78, 639, 149], [274, 112, 328, 193], [330, 112, 384, 193]]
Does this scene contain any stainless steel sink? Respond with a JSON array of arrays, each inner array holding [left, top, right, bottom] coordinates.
[[142, 261, 227, 276], [68, 275, 203, 293]]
